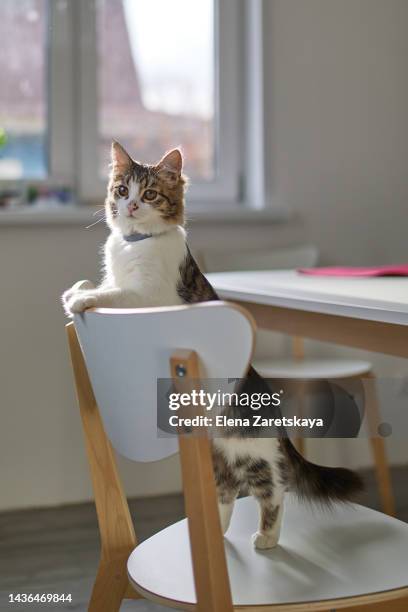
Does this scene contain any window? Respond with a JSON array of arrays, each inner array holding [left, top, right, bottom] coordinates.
[[1, 0, 265, 211], [0, 0, 48, 180]]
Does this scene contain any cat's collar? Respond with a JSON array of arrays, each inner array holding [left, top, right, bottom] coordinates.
[[123, 231, 153, 243], [122, 226, 179, 243]]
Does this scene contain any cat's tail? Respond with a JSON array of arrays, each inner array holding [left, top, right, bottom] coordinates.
[[281, 437, 364, 504]]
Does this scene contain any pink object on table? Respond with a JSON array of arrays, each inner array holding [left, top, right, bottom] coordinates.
[[298, 265, 408, 277]]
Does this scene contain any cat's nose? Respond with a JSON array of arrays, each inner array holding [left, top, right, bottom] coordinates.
[[127, 202, 138, 212]]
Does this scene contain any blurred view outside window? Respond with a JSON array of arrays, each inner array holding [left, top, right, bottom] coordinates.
[[97, 0, 215, 181], [0, 0, 48, 180]]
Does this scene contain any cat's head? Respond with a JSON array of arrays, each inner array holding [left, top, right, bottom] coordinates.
[[105, 141, 187, 235]]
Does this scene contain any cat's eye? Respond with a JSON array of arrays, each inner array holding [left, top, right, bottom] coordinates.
[[118, 185, 128, 198], [143, 189, 158, 201]]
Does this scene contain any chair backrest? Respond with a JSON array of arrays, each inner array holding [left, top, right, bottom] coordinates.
[[201, 244, 319, 273], [74, 302, 254, 463]]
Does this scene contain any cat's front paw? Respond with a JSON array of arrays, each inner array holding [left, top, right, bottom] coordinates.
[[62, 279, 95, 301], [65, 291, 99, 314], [252, 531, 279, 550]]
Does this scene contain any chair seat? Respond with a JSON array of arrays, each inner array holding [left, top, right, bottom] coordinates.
[[254, 358, 372, 380], [127, 494, 408, 609]]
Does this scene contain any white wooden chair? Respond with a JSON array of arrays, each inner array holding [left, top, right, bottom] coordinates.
[[66, 303, 408, 612], [200, 246, 395, 516]]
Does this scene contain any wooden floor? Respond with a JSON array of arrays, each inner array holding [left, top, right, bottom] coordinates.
[[1, 467, 407, 612]]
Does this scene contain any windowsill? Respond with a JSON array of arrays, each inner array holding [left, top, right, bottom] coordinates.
[[0, 203, 291, 226], [0, 206, 96, 225]]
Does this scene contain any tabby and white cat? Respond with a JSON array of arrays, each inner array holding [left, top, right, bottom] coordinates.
[[62, 142, 362, 549]]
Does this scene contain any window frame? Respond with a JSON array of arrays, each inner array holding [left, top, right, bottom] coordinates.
[[48, 0, 77, 188]]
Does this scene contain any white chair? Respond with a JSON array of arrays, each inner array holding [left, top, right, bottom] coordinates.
[[200, 246, 395, 516], [66, 303, 408, 611]]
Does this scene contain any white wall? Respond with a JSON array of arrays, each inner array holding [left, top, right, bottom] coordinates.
[[263, 0, 408, 265], [0, 225, 185, 511], [1, 0, 408, 510]]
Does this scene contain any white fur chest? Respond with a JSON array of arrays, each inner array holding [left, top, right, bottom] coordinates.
[[104, 227, 187, 306]]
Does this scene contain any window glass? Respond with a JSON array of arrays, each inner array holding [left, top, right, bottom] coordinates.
[[96, 0, 215, 181], [0, 0, 48, 180]]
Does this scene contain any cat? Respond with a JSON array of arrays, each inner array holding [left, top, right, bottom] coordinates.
[[62, 142, 363, 549]]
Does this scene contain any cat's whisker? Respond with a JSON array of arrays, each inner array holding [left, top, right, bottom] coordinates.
[[85, 216, 106, 229]]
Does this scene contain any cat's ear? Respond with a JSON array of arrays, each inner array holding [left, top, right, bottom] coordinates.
[[156, 148, 183, 178], [111, 141, 133, 174]]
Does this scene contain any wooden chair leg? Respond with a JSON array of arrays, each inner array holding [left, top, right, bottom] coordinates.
[[291, 335, 305, 361], [171, 350, 234, 612], [292, 337, 306, 456], [89, 556, 133, 612], [66, 323, 141, 609], [364, 372, 395, 516], [296, 436, 305, 455], [295, 380, 306, 456]]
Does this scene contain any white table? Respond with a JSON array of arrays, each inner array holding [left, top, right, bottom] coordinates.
[[207, 270, 408, 358]]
